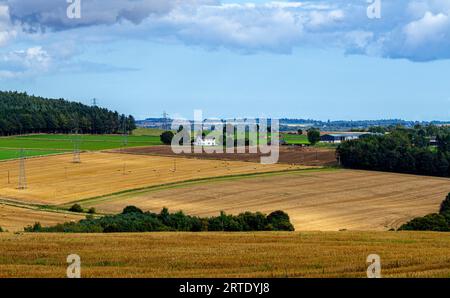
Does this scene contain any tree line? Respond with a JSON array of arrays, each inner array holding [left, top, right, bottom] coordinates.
[[0, 91, 136, 135], [25, 206, 295, 233], [337, 125, 450, 177]]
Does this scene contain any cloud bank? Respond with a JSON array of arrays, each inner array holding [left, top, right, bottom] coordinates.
[[1, 0, 450, 78]]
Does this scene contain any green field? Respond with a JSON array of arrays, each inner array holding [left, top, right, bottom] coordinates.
[[281, 134, 310, 145], [0, 149, 68, 161], [0, 133, 162, 161]]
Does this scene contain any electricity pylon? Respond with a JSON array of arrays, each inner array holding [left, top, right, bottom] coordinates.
[[72, 131, 81, 163], [18, 149, 27, 190]]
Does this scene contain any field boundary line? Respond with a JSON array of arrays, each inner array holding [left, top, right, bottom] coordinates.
[[0, 151, 73, 163], [60, 167, 337, 208], [0, 197, 94, 217]]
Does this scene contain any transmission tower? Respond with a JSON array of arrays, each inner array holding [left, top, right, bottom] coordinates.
[[162, 111, 169, 130], [72, 131, 81, 163], [92, 98, 98, 107], [122, 117, 128, 147], [18, 149, 27, 190]]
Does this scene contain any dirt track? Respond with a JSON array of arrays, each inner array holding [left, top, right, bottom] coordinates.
[[112, 145, 337, 166]]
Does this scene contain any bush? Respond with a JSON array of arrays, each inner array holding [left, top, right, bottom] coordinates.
[[160, 131, 174, 145], [122, 206, 143, 214], [25, 206, 295, 233], [399, 192, 450, 232], [24, 222, 42, 232], [307, 128, 321, 145], [88, 207, 96, 214], [69, 204, 83, 213], [399, 214, 449, 232], [0, 226, 3, 232], [267, 210, 295, 231]]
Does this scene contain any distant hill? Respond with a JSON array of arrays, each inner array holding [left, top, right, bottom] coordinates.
[[0, 91, 136, 135], [137, 117, 450, 132]]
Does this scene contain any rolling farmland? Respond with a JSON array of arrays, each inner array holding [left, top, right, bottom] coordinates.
[[80, 169, 450, 231], [0, 152, 307, 205], [0, 231, 450, 278]]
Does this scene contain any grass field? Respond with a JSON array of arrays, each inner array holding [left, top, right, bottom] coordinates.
[[0, 134, 162, 154], [0, 231, 449, 277], [0, 152, 308, 205], [282, 134, 309, 145], [79, 169, 450, 231], [0, 149, 67, 161]]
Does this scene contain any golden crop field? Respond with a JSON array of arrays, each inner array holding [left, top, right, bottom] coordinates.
[[82, 169, 450, 231], [0, 231, 449, 278], [0, 204, 85, 232], [0, 152, 307, 205]]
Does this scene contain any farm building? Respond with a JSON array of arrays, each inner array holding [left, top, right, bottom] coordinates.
[[320, 132, 374, 143], [430, 136, 437, 146], [193, 136, 217, 146]]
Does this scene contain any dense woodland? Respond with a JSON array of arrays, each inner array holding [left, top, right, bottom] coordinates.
[[0, 91, 136, 135], [25, 206, 295, 233], [337, 125, 450, 177]]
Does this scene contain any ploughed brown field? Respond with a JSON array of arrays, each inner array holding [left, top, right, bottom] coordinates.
[[113, 145, 337, 166], [0, 152, 307, 205], [81, 169, 450, 231], [0, 231, 450, 278]]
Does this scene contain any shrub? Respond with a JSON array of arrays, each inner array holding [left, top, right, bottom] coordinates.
[[88, 207, 96, 214], [399, 214, 449, 232], [267, 210, 295, 231], [0, 226, 3, 232], [24, 222, 42, 232], [399, 192, 450, 232], [160, 131, 174, 145], [307, 128, 321, 145], [69, 204, 83, 213], [122, 206, 143, 214], [25, 207, 295, 233]]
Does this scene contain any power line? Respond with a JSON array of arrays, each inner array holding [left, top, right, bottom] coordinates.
[[18, 149, 27, 190], [122, 117, 128, 147], [162, 111, 169, 130], [72, 131, 81, 163]]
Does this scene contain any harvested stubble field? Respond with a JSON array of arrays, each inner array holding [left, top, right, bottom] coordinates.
[[0, 231, 449, 278], [0, 152, 307, 205], [0, 204, 85, 232], [82, 169, 450, 231]]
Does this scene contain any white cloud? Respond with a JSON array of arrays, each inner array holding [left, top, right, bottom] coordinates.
[[404, 11, 450, 46], [0, 46, 51, 78], [1, 0, 450, 63], [0, 3, 16, 46]]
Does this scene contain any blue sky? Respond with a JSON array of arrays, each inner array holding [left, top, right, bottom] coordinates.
[[1, 0, 450, 121]]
